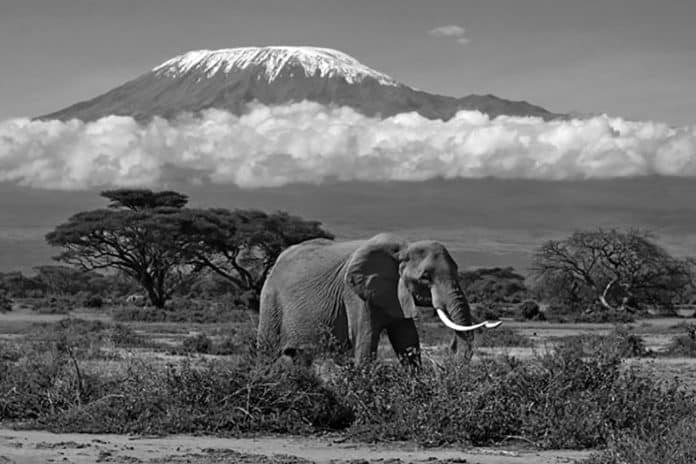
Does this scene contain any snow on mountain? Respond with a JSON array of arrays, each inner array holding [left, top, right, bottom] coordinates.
[[38, 46, 562, 122], [152, 46, 399, 86]]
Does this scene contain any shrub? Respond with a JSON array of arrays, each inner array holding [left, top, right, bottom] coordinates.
[[459, 267, 530, 304], [182, 333, 212, 354], [575, 310, 635, 324], [32, 296, 74, 314], [2, 326, 694, 451], [475, 326, 533, 347], [24, 318, 148, 356], [544, 306, 635, 323], [331, 334, 688, 449], [0, 291, 12, 312], [113, 300, 252, 323], [662, 334, 696, 357], [556, 325, 649, 359], [583, 418, 696, 464], [0, 341, 22, 362], [1, 350, 352, 434], [519, 300, 543, 320], [472, 304, 503, 321], [82, 295, 104, 309]]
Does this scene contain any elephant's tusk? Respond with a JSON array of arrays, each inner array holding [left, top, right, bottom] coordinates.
[[435, 308, 502, 331]]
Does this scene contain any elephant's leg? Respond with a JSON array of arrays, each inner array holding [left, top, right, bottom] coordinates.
[[386, 318, 421, 367]]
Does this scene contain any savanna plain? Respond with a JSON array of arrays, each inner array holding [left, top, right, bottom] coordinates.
[[2, 294, 696, 464]]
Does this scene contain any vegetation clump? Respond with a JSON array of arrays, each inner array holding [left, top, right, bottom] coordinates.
[[531, 228, 693, 316], [2, 330, 693, 451], [182, 333, 213, 354], [459, 266, 529, 304], [45, 189, 333, 309], [662, 326, 696, 357]]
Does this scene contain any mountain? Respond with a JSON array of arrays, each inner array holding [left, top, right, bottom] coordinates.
[[39, 46, 562, 122]]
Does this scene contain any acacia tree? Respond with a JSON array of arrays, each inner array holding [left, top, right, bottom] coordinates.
[[531, 228, 693, 312], [46, 190, 198, 308], [46, 189, 333, 309], [181, 208, 334, 302]]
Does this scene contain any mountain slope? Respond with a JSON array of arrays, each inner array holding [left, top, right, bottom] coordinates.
[[39, 46, 562, 122]]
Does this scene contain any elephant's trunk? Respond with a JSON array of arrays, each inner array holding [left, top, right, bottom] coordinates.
[[431, 281, 500, 355]]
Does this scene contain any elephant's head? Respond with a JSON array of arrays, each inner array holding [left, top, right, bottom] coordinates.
[[345, 234, 501, 357]]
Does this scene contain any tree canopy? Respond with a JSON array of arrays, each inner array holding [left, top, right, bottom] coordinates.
[[531, 228, 694, 313], [46, 190, 198, 308], [181, 208, 334, 297], [45, 189, 333, 309]]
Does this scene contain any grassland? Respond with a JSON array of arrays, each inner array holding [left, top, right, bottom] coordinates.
[[1, 302, 696, 463]]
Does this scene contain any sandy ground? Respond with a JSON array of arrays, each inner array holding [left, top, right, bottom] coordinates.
[[0, 429, 594, 464]]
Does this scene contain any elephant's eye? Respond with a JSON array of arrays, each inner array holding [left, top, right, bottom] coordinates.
[[419, 270, 432, 282]]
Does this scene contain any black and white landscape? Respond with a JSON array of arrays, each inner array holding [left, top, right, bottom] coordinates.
[[1, 2, 696, 463]]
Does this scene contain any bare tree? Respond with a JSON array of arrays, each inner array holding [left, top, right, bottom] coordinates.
[[531, 229, 693, 313]]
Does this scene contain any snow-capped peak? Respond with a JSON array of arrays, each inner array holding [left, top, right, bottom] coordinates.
[[152, 46, 399, 86]]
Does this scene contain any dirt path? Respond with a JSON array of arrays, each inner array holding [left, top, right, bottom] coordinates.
[[0, 429, 593, 464]]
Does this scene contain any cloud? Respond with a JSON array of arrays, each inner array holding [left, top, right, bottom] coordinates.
[[1, 101, 696, 190], [428, 24, 470, 44]]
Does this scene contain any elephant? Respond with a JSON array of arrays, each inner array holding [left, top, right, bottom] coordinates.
[[257, 233, 501, 366]]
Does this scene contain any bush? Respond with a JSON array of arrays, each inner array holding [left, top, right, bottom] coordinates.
[[24, 318, 148, 356], [0, 291, 12, 312], [583, 419, 696, 464], [0, 350, 352, 434], [472, 304, 503, 321], [331, 344, 695, 448], [662, 334, 696, 357], [182, 333, 213, 354], [557, 325, 649, 359], [82, 295, 104, 309], [32, 296, 74, 314], [459, 267, 530, 304], [0, 341, 22, 362], [519, 300, 543, 320], [113, 300, 252, 323], [475, 326, 533, 347], [2, 326, 694, 451], [544, 305, 635, 323]]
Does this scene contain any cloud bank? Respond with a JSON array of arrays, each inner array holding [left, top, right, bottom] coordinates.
[[428, 24, 471, 44], [1, 101, 695, 190]]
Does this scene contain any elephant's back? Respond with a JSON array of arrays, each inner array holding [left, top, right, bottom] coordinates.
[[271, 239, 362, 276]]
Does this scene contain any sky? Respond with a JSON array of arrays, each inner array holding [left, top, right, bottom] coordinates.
[[1, 0, 695, 125]]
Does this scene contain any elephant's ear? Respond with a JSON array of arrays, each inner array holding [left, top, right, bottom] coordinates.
[[345, 242, 404, 316]]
